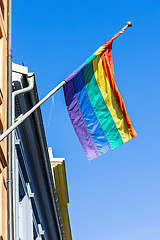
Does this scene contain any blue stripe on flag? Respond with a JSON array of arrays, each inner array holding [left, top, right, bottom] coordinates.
[[74, 70, 111, 154]]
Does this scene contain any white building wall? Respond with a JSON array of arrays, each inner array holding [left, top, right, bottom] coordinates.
[[19, 194, 34, 240]]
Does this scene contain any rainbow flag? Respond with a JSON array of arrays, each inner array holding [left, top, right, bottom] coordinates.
[[63, 30, 137, 160]]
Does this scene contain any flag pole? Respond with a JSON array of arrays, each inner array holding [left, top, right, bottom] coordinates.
[[0, 21, 132, 143], [0, 80, 66, 142]]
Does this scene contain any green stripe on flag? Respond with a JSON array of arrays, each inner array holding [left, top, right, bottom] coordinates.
[[83, 61, 123, 149], [84, 54, 96, 65]]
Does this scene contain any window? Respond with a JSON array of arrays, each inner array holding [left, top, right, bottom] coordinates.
[[0, 29, 4, 142], [0, 33, 3, 106], [0, 36, 3, 90], [0, 0, 4, 19]]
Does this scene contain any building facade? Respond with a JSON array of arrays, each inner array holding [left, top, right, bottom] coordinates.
[[12, 63, 71, 240], [0, 0, 8, 239], [49, 148, 72, 240]]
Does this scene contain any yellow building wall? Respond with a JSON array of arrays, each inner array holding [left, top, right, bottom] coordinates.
[[0, 0, 8, 239], [50, 157, 72, 240], [53, 164, 72, 240]]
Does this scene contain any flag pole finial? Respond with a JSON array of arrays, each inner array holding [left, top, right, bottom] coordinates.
[[126, 21, 132, 27], [121, 21, 132, 32]]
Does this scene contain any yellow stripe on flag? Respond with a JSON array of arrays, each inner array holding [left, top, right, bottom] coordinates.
[[92, 55, 132, 143]]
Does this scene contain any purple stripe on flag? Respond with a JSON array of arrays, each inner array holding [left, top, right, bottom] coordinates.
[[63, 79, 101, 160], [64, 63, 87, 83], [64, 72, 77, 83]]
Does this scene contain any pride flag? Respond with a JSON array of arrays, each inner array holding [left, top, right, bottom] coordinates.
[[63, 30, 137, 160]]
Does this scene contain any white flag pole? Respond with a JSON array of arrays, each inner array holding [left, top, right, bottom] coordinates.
[[0, 80, 66, 142], [0, 21, 132, 142]]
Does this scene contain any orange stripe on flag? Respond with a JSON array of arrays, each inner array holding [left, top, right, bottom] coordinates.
[[101, 43, 137, 138]]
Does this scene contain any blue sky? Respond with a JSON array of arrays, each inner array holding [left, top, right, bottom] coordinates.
[[13, 0, 160, 239]]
